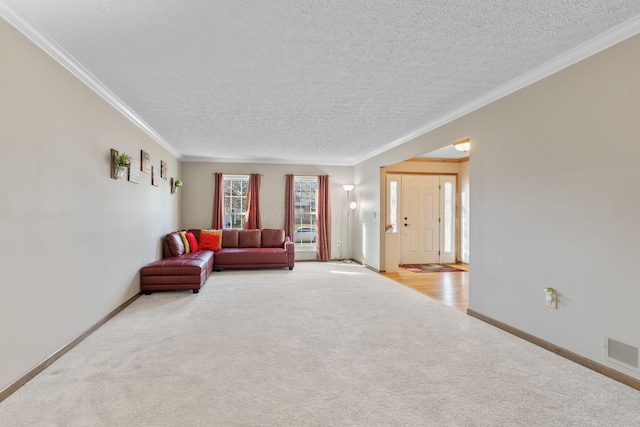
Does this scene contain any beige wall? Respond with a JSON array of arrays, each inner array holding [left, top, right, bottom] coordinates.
[[180, 162, 353, 260], [466, 33, 640, 377], [354, 33, 640, 379], [0, 19, 181, 390]]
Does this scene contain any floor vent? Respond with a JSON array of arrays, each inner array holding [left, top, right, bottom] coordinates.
[[604, 337, 639, 372]]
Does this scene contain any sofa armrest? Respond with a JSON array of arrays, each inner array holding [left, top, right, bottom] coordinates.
[[284, 236, 295, 270], [284, 237, 295, 254]]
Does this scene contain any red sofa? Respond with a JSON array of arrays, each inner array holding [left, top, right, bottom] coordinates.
[[140, 229, 294, 294]]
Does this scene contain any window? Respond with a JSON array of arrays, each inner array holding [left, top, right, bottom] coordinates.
[[443, 181, 453, 253], [224, 175, 248, 229], [294, 177, 317, 244], [389, 180, 398, 232], [386, 174, 400, 233]]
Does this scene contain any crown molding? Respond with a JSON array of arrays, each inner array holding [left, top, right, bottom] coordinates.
[[0, 1, 182, 160], [355, 14, 640, 166], [407, 157, 468, 163], [180, 155, 354, 167]]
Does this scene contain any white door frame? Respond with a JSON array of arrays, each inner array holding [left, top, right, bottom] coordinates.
[[389, 173, 459, 265]]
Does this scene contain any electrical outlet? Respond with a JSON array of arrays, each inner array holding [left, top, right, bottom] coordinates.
[[545, 288, 557, 309], [143, 258, 147, 266], [337, 241, 341, 246]]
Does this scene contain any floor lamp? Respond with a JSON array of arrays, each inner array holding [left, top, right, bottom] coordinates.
[[342, 184, 357, 262]]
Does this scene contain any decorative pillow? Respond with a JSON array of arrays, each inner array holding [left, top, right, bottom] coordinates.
[[222, 229, 239, 248], [185, 232, 198, 252], [200, 229, 222, 238], [179, 230, 190, 253], [188, 229, 201, 242], [199, 229, 222, 251], [239, 229, 261, 248], [261, 229, 284, 248]]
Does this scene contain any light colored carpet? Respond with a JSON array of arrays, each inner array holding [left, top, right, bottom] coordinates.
[[1, 262, 639, 426]]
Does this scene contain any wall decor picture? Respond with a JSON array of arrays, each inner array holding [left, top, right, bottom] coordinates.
[[140, 150, 151, 174], [151, 166, 159, 187], [160, 160, 168, 179], [128, 159, 140, 183], [110, 149, 119, 179]]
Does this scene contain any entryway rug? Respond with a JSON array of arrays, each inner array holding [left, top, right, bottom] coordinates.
[[400, 263, 467, 273]]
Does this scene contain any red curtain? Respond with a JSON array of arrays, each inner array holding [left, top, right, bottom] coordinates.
[[244, 173, 262, 229], [284, 174, 295, 240], [316, 175, 331, 261], [211, 173, 224, 229]]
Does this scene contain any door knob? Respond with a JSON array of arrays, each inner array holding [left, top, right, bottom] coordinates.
[[404, 223, 410, 227]]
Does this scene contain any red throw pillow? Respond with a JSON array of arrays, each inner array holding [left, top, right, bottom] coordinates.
[[199, 232, 221, 251], [185, 232, 198, 252]]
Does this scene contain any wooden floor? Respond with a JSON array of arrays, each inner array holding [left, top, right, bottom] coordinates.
[[380, 264, 469, 312]]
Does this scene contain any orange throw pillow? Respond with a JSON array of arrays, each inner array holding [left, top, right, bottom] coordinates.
[[199, 230, 222, 251]]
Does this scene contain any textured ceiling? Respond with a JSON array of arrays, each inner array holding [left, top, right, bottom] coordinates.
[[3, 1, 640, 165]]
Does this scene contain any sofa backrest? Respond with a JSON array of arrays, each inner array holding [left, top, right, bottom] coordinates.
[[261, 229, 285, 248], [222, 229, 239, 248], [168, 229, 285, 252], [239, 229, 261, 248]]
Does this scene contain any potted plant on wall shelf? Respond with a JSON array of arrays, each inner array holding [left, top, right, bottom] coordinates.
[[171, 178, 183, 194], [114, 153, 131, 179]]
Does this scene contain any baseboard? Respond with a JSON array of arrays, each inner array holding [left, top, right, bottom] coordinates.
[[0, 292, 142, 403], [467, 309, 640, 391], [364, 263, 379, 273]]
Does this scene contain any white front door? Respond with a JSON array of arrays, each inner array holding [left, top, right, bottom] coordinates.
[[401, 175, 440, 264]]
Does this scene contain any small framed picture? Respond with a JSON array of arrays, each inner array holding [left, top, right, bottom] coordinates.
[[141, 150, 151, 174], [160, 160, 168, 179], [128, 159, 140, 183], [151, 166, 159, 187]]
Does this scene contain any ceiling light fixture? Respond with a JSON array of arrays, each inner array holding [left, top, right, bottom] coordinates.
[[453, 139, 471, 152]]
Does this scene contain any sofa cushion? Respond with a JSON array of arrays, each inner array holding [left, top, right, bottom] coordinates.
[[222, 229, 239, 248], [186, 232, 198, 252], [141, 256, 209, 277], [200, 230, 222, 251], [239, 229, 261, 248], [179, 230, 191, 253], [166, 232, 185, 257], [261, 229, 285, 248]]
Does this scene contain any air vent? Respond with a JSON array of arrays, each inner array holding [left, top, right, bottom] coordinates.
[[604, 336, 639, 372]]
